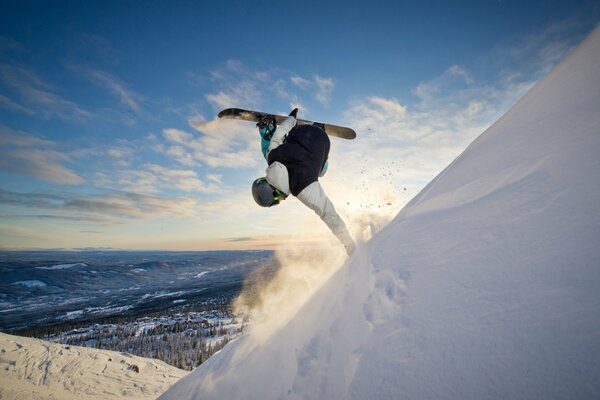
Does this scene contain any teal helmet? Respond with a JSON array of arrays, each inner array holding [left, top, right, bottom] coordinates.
[[252, 177, 287, 207]]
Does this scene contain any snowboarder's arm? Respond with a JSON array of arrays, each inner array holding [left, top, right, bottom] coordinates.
[[297, 181, 356, 256], [267, 115, 296, 157]]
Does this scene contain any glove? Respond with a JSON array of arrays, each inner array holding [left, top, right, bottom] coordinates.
[[289, 108, 298, 118]]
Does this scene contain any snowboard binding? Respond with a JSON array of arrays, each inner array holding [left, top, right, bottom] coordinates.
[[256, 114, 277, 140]]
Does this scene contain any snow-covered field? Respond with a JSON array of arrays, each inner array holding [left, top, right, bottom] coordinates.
[[0, 332, 187, 400], [159, 26, 600, 400]]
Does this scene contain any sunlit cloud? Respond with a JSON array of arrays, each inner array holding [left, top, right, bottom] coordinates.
[[0, 213, 123, 224], [107, 146, 134, 167], [157, 117, 258, 169], [206, 80, 261, 110], [116, 163, 220, 194], [0, 128, 84, 184], [0, 188, 199, 220]]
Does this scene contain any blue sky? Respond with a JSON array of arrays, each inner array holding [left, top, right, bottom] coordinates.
[[1, 0, 598, 250]]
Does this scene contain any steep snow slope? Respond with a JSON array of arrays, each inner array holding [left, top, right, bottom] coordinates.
[[160, 26, 600, 400], [0, 333, 187, 399]]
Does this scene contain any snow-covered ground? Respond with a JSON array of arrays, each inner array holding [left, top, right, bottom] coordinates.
[[0, 332, 187, 400], [159, 26, 600, 400], [36, 263, 88, 270]]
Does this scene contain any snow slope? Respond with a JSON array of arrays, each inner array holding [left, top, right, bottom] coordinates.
[[160, 26, 600, 400], [0, 332, 187, 400]]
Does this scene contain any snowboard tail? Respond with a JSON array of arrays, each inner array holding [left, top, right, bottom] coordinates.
[[218, 108, 356, 140]]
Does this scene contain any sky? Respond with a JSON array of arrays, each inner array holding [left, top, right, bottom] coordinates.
[[0, 0, 598, 251]]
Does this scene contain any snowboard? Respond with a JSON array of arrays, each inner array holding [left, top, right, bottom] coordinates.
[[217, 108, 356, 140]]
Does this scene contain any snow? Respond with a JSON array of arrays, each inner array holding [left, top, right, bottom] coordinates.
[[10, 280, 47, 288], [159, 26, 600, 400], [36, 262, 88, 270], [0, 332, 187, 399]]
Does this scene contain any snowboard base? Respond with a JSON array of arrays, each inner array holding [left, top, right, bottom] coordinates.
[[218, 108, 356, 140]]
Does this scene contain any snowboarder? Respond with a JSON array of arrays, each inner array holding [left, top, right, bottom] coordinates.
[[252, 108, 356, 256]]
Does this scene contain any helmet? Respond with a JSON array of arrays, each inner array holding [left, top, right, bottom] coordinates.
[[252, 177, 287, 207], [257, 115, 277, 140]]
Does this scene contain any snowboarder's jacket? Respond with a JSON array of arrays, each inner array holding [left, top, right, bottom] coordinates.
[[268, 124, 329, 196], [263, 115, 355, 255]]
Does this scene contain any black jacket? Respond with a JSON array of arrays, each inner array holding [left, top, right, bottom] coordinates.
[[267, 124, 330, 196]]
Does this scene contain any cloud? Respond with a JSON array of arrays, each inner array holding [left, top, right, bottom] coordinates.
[[116, 163, 220, 194], [487, 17, 590, 87], [201, 60, 335, 114], [0, 128, 84, 185], [0, 213, 122, 224], [203, 60, 267, 110], [290, 75, 311, 89], [157, 117, 258, 169], [289, 73, 336, 106], [0, 188, 199, 220], [0, 63, 92, 121], [83, 68, 143, 113], [314, 75, 335, 105], [0, 36, 23, 52], [206, 80, 260, 110], [0, 93, 35, 114], [413, 65, 475, 103], [226, 237, 256, 242], [107, 146, 134, 167]]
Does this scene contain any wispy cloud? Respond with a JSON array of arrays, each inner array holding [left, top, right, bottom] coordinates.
[[290, 75, 311, 89], [0, 36, 23, 52], [0, 188, 199, 220], [201, 60, 336, 113], [0, 213, 122, 224], [0, 63, 92, 121], [314, 75, 335, 105], [204, 60, 267, 110], [0, 93, 35, 114], [83, 68, 143, 113], [490, 17, 589, 86], [0, 127, 84, 184]]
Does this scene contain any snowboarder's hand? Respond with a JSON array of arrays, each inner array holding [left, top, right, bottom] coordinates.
[[289, 108, 298, 118]]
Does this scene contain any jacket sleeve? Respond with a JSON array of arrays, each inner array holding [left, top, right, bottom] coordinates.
[[267, 115, 296, 157], [296, 181, 356, 255]]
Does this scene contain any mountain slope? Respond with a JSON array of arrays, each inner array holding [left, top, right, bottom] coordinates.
[[0, 333, 187, 400], [160, 25, 600, 400]]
